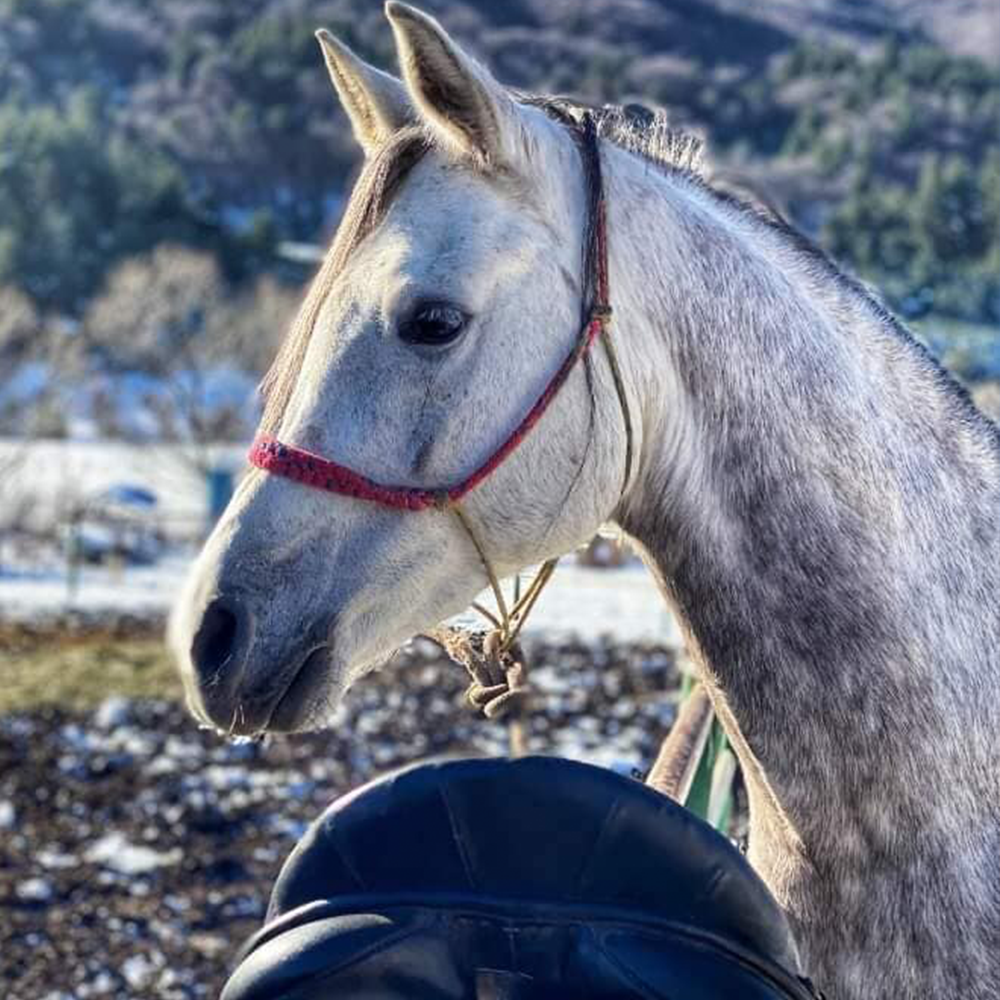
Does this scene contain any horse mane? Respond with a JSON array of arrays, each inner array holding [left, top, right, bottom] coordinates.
[[519, 95, 708, 179], [596, 104, 706, 176], [558, 99, 997, 451]]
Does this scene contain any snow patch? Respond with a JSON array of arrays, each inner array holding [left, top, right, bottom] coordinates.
[[85, 832, 182, 875], [17, 877, 55, 903]]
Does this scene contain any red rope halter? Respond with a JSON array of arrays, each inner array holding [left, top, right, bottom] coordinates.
[[249, 113, 622, 513], [249, 306, 608, 512]]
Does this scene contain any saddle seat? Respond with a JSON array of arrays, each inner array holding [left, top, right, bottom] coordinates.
[[221, 756, 818, 999]]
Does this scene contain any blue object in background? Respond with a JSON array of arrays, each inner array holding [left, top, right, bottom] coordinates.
[[207, 467, 235, 529], [99, 484, 158, 509]]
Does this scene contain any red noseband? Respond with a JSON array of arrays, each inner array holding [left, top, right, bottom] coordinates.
[[249, 309, 607, 511]]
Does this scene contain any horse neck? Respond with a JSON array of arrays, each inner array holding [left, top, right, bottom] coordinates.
[[603, 147, 1000, 989]]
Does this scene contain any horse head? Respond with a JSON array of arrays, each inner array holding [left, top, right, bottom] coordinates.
[[170, 3, 634, 735]]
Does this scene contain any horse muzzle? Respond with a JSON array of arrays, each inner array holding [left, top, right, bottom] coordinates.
[[177, 591, 337, 736]]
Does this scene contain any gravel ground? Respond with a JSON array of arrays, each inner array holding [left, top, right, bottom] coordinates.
[[0, 637, 682, 1000]]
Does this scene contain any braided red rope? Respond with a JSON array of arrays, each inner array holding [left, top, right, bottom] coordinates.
[[250, 113, 614, 512]]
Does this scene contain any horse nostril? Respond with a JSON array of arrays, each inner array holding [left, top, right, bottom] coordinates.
[[191, 598, 242, 680]]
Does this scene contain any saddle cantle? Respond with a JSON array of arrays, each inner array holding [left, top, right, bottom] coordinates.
[[221, 756, 818, 999]]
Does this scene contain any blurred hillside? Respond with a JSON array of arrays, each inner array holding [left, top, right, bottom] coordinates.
[[0, 0, 997, 441]]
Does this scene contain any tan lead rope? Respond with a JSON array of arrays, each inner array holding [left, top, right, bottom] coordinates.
[[429, 113, 636, 725], [449, 502, 560, 656], [445, 294, 633, 661], [436, 315, 634, 722]]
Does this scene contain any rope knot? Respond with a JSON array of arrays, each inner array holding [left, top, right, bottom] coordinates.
[[426, 626, 530, 720]]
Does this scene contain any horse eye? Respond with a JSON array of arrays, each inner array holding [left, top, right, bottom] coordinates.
[[398, 302, 467, 347]]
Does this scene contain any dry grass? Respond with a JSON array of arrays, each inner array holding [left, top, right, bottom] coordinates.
[[0, 625, 181, 714]]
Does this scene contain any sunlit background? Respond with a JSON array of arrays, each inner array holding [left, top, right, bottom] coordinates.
[[0, 1, 997, 996]]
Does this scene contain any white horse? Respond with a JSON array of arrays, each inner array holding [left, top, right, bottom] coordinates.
[[171, 5, 1000, 997]]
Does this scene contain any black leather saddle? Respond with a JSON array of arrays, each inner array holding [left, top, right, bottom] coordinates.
[[221, 756, 818, 999]]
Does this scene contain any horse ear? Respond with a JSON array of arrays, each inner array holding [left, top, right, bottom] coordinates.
[[315, 29, 411, 154], [385, 2, 523, 168]]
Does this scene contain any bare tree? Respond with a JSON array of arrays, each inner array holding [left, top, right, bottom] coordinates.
[[81, 245, 298, 473], [208, 273, 300, 377], [0, 286, 71, 553]]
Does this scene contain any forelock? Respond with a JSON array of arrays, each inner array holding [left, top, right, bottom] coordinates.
[[258, 127, 432, 434]]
